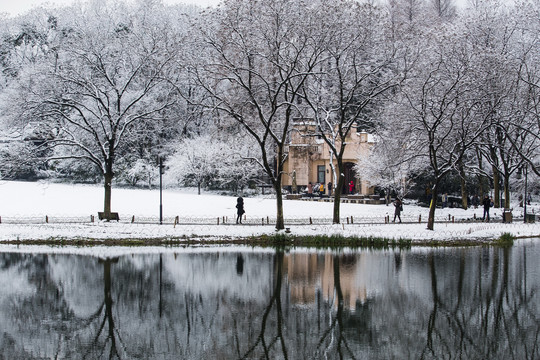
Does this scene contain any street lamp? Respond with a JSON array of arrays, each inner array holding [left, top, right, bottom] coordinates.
[[159, 156, 164, 225], [524, 164, 528, 223]]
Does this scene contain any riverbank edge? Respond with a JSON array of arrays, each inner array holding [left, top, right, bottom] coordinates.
[[1, 233, 536, 248]]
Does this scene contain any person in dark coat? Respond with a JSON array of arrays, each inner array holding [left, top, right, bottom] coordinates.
[[482, 195, 492, 222], [393, 198, 402, 223], [236, 197, 245, 224]]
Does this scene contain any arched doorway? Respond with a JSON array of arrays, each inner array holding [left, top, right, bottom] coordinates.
[[342, 162, 357, 194]]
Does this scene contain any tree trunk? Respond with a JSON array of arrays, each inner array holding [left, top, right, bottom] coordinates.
[[503, 174, 511, 208], [104, 171, 113, 217], [332, 172, 344, 224], [459, 163, 468, 210], [427, 184, 438, 230], [492, 165, 500, 208], [275, 185, 284, 230]]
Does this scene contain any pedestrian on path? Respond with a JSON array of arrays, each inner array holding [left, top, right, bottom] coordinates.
[[393, 198, 403, 223], [236, 197, 245, 224], [482, 195, 492, 222]]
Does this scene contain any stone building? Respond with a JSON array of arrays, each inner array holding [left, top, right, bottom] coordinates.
[[281, 119, 376, 195]]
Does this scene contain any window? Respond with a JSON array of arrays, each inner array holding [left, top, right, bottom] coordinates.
[[317, 165, 325, 184]]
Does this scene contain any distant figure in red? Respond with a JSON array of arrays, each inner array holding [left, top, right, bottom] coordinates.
[[349, 181, 354, 195]]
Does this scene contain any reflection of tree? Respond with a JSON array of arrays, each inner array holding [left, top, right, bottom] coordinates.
[[81, 257, 121, 359], [421, 247, 540, 359], [1, 248, 539, 359], [241, 250, 288, 359], [315, 255, 357, 359]]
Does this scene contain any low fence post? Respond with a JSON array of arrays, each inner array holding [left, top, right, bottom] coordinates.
[[46, 215, 49, 223], [90, 215, 94, 223], [217, 217, 220, 225], [419, 214, 421, 223], [351, 216, 354, 224], [131, 215, 135, 223], [309, 217, 313, 225]]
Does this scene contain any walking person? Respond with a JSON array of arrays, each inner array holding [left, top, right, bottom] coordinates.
[[482, 195, 492, 222], [327, 182, 332, 197], [319, 183, 324, 198], [236, 197, 245, 224], [349, 181, 354, 195], [393, 197, 403, 223]]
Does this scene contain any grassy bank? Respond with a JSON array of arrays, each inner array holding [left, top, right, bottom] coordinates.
[[0, 233, 517, 248]]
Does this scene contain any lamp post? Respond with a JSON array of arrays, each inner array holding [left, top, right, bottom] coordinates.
[[159, 156, 163, 225], [524, 164, 528, 223]]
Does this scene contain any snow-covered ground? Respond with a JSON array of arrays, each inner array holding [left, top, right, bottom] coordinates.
[[0, 180, 538, 243]]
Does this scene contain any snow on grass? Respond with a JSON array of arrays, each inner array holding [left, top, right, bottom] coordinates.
[[0, 180, 538, 244]]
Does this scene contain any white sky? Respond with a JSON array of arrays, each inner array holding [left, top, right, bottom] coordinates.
[[0, 0, 221, 17]]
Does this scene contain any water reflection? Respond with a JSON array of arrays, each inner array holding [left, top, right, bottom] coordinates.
[[0, 241, 539, 359]]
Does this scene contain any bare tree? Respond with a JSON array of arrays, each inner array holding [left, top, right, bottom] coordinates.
[[193, 0, 326, 230], [303, 1, 402, 223], [392, 25, 491, 230], [1, 1, 184, 218]]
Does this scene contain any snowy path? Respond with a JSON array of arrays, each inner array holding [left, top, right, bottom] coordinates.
[[0, 181, 539, 243]]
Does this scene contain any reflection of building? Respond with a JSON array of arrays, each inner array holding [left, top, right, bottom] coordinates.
[[285, 253, 369, 310], [281, 119, 375, 195]]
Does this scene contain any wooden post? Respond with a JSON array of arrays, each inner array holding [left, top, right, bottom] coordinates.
[[46, 215, 49, 223], [452, 216, 455, 223], [217, 217, 220, 225], [448, 214, 451, 221], [267, 216, 269, 224], [262, 218, 264, 225], [385, 216, 388, 224], [419, 214, 421, 223], [223, 216, 225, 224], [351, 216, 354, 224], [131, 215, 135, 223], [309, 217, 313, 225], [473, 213, 476, 220], [346, 217, 349, 224]]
